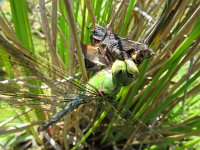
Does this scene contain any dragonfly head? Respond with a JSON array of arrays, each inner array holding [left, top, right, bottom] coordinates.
[[112, 60, 139, 86]]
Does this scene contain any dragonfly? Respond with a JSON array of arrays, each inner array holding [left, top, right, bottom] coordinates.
[[0, 29, 161, 148]]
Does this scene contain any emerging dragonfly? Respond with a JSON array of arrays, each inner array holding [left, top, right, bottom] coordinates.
[[80, 24, 155, 73], [0, 27, 160, 148]]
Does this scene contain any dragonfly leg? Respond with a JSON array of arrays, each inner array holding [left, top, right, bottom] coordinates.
[[39, 99, 84, 131]]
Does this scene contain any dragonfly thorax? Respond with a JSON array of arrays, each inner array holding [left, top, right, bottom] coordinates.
[[87, 69, 117, 95], [87, 60, 139, 97]]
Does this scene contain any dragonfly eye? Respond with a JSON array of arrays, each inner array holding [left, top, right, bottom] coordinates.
[[114, 70, 123, 81], [112, 60, 139, 86]]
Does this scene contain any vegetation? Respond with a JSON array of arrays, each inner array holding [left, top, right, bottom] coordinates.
[[0, 0, 200, 149]]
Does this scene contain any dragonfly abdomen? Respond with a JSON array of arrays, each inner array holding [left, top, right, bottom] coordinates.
[[39, 99, 84, 130]]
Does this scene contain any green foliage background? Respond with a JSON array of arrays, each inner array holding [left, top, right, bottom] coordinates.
[[0, 0, 200, 149]]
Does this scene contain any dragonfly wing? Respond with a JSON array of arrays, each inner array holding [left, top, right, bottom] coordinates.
[[94, 98, 163, 142], [0, 35, 101, 134], [0, 35, 98, 96], [0, 81, 94, 135]]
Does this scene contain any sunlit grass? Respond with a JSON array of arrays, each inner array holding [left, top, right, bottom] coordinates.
[[0, 0, 200, 149]]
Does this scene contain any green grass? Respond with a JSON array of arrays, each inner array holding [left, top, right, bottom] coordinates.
[[0, 0, 200, 149]]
